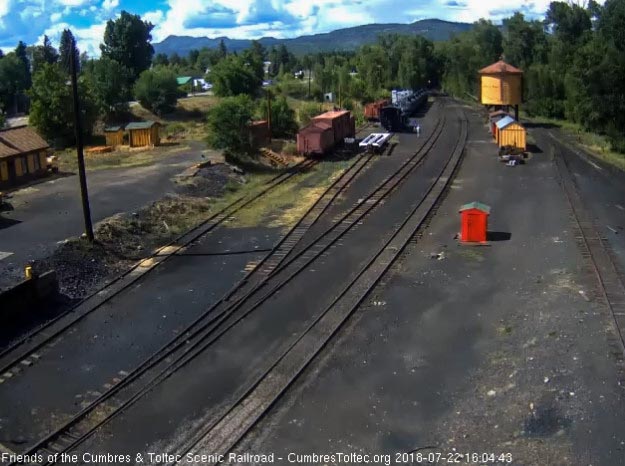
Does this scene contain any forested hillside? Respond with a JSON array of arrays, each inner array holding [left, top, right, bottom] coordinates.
[[153, 19, 472, 56]]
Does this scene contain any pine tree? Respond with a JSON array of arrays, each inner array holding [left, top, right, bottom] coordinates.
[[59, 29, 80, 75]]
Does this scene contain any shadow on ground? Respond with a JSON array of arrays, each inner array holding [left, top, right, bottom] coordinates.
[[487, 231, 512, 241]]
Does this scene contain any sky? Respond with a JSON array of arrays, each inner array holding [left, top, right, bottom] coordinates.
[[0, 0, 553, 56]]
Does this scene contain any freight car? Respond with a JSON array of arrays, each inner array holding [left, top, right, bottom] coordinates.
[[364, 99, 390, 120], [380, 89, 428, 132], [297, 110, 356, 156]]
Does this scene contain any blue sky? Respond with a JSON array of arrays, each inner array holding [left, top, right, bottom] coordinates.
[[0, 0, 552, 56]]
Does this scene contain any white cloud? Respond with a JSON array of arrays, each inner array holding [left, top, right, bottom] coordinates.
[[57, 0, 90, 6], [50, 12, 63, 22], [143, 9, 164, 25], [102, 0, 119, 11], [40, 19, 107, 57]]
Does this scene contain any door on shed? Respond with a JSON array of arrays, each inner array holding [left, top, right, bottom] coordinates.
[[467, 213, 483, 242]]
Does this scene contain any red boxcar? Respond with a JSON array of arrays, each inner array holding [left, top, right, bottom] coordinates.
[[364, 99, 390, 120], [311, 110, 355, 143], [297, 122, 334, 155]]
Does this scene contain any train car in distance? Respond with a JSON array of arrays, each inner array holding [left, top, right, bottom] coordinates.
[[380, 89, 428, 132]]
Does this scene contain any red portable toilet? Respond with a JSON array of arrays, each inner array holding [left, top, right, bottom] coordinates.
[[459, 202, 490, 243]]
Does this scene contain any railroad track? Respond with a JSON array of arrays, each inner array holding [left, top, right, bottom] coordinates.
[[2, 143, 379, 465], [553, 148, 625, 354], [7, 106, 447, 465], [0, 157, 319, 371], [175, 107, 469, 464]]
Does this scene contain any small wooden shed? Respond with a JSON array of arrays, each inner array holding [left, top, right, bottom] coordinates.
[[104, 126, 124, 147], [126, 121, 161, 148], [495, 116, 526, 151], [248, 120, 270, 148], [459, 202, 490, 243]]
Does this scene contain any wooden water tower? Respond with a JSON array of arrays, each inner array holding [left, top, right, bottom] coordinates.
[[478, 59, 523, 120]]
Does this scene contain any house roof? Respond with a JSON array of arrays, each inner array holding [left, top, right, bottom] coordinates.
[[478, 60, 523, 75], [459, 202, 491, 214], [0, 126, 49, 160], [177, 76, 193, 85], [104, 126, 124, 132], [126, 121, 160, 130], [495, 116, 516, 129]]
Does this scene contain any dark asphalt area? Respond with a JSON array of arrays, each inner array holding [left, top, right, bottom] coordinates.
[[531, 127, 625, 277], [0, 150, 364, 449], [232, 107, 625, 465], [68, 103, 461, 456], [0, 142, 205, 290]]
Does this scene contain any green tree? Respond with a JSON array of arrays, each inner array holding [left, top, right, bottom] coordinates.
[[133, 67, 178, 115], [31, 35, 59, 74], [84, 57, 131, 117], [153, 53, 169, 67], [14, 41, 31, 89], [298, 102, 324, 126], [29, 63, 97, 143], [209, 55, 262, 97], [101, 11, 154, 83], [206, 94, 255, 155], [218, 39, 227, 59], [260, 95, 297, 137], [503, 13, 547, 70], [59, 29, 80, 75], [0, 53, 30, 114], [188, 49, 200, 67]]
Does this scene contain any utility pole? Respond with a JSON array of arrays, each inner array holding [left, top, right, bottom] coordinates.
[[69, 36, 94, 242], [266, 90, 272, 142]]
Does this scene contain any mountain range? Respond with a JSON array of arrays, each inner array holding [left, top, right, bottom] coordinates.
[[153, 19, 473, 57]]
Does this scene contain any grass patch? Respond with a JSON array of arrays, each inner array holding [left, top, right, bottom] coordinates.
[[57, 144, 192, 173], [225, 159, 351, 228]]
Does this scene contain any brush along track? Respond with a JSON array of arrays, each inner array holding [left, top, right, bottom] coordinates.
[[554, 148, 625, 354], [8, 109, 447, 464], [175, 107, 469, 464]]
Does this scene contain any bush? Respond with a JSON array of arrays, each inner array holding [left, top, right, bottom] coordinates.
[[134, 67, 178, 116], [209, 55, 262, 97], [342, 98, 354, 111], [283, 141, 298, 156], [29, 63, 97, 144], [206, 94, 255, 155], [278, 78, 309, 99], [258, 96, 298, 138], [298, 102, 324, 126]]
